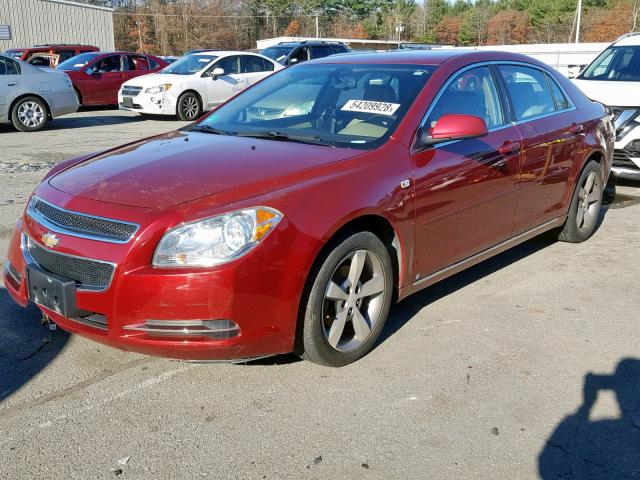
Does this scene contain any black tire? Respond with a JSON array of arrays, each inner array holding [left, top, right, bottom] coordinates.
[[297, 231, 394, 367], [176, 92, 202, 121], [11, 96, 48, 132], [558, 160, 603, 243]]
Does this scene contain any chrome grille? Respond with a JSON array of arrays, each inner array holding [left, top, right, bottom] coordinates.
[[28, 197, 138, 243], [25, 235, 115, 290], [121, 85, 143, 96]]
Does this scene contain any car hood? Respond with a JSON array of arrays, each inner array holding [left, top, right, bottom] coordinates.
[[121, 72, 194, 88], [48, 130, 363, 208], [573, 78, 640, 107]]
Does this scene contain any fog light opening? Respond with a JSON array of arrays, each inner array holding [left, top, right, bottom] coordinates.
[[123, 319, 240, 340]]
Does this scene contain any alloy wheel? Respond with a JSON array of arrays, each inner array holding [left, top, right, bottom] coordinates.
[[17, 101, 45, 128], [576, 170, 601, 232], [322, 249, 386, 352], [181, 96, 199, 120]]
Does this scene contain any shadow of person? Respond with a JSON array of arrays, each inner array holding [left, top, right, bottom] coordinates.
[[539, 358, 640, 479], [0, 287, 69, 402]]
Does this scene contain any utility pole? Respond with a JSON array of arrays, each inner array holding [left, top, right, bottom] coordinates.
[[315, 12, 319, 38], [575, 0, 582, 43]]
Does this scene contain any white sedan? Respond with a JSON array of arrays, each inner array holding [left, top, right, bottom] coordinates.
[[118, 51, 283, 120]]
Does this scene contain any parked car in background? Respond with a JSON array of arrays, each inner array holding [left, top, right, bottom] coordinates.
[[261, 40, 350, 66], [573, 32, 640, 181], [4, 50, 612, 366], [118, 51, 282, 120], [0, 54, 78, 131], [56, 52, 168, 107], [158, 55, 179, 65], [4, 44, 99, 67]]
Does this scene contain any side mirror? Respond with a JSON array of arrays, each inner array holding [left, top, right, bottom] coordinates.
[[288, 57, 299, 65], [211, 67, 224, 80], [418, 114, 488, 147]]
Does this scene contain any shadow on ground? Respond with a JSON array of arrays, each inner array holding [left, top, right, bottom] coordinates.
[[539, 358, 640, 479], [0, 287, 69, 402]]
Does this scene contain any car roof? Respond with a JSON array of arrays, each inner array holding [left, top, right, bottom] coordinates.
[[191, 51, 260, 56], [308, 49, 543, 66], [614, 33, 640, 46]]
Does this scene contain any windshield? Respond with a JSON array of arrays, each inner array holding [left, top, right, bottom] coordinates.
[[580, 45, 640, 81], [262, 46, 294, 63], [5, 50, 24, 59], [162, 54, 217, 75], [57, 52, 100, 71], [193, 63, 435, 150]]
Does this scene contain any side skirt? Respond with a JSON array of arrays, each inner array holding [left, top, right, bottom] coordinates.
[[398, 216, 566, 301]]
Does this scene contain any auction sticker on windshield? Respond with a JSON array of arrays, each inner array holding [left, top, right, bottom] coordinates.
[[341, 100, 400, 116]]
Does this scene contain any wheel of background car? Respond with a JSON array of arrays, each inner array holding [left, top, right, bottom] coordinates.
[[11, 96, 48, 132], [558, 160, 603, 243], [297, 231, 393, 367], [177, 92, 202, 121]]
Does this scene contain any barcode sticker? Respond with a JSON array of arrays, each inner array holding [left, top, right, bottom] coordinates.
[[341, 100, 400, 116]]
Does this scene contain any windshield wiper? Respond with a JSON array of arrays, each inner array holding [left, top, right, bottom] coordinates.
[[188, 125, 235, 135], [235, 130, 335, 147]]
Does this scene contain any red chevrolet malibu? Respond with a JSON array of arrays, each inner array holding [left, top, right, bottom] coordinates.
[[4, 51, 612, 366]]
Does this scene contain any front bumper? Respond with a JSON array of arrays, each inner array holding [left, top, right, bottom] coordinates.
[[612, 109, 640, 181], [4, 188, 304, 361], [118, 90, 177, 116]]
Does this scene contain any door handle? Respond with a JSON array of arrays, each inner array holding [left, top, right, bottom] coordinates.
[[498, 142, 521, 156], [7, 83, 17, 87], [570, 124, 584, 135]]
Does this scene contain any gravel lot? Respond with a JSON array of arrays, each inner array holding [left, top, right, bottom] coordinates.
[[1, 109, 639, 479]]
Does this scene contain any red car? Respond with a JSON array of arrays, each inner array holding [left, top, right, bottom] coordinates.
[[4, 51, 613, 366], [56, 52, 168, 106], [4, 44, 99, 66]]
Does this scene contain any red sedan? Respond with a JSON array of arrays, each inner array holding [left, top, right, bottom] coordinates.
[[56, 51, 168, 107], [4, 50, 613, 366]]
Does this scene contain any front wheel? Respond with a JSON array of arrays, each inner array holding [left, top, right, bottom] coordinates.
[[11, 96, 48, 132], [297, 232, 394, 367], [176, 92, 202, 121], [558, 160, 603, 243]]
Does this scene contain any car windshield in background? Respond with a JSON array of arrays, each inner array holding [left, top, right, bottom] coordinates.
[[580, 45, 640, 81], [5, 50, 23, 59], [261, 46, 294, 63], [56, 52, 100, 71], [193, 63, 435, 149], [162, 54, 217, 75]]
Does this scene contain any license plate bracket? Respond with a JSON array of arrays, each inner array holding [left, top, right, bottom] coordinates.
[[122, 96, 134, 108], [26, 264, 78, 318]]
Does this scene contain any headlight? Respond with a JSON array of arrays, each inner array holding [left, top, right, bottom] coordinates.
[[145, 83, 172, 94], [153, 207, 282, 267]]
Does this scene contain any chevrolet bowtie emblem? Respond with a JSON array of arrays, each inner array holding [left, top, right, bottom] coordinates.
[[42, 232, 59, 248]]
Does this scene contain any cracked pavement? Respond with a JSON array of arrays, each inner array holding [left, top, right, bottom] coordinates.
[[1, 109, 640, 479]]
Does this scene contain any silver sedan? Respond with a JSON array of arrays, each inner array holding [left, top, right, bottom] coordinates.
[[0, 53, 78, 132]]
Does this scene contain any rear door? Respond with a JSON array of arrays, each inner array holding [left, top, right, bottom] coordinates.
[[496, 63, 580, 234], [83, 54, 124, 105], [412, 65, 522, 277], [309, 45, 333, 60], [240, 54, 275, 87], [204, 55, 244, 107], [0, 56, 22, 121], [124, 54, 151, 83]]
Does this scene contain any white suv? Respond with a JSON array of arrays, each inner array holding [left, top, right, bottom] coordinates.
[[118, 51, 282, 121], [574, 33, 640, 181]]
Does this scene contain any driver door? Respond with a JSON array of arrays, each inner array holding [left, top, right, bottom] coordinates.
[[411, 65, 522, 278], [203, 55, 246, 108]]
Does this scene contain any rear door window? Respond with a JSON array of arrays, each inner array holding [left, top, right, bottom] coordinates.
[[310, 46, 333, 59], [498, 65, 556, 121], [545, 73, 572, 111], [241, 55, 272, 73], [55, 50, 76, 62], [126, 55, 150, 71]]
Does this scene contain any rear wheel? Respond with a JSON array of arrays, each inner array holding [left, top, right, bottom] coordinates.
[[558, 160, 603, 243], [177, 92, 201, 121], [11, 96, 48, 132], [297, 232, 394, 367]]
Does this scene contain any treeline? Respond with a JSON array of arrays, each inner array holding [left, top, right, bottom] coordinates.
[[78, 0, 640, 54]]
